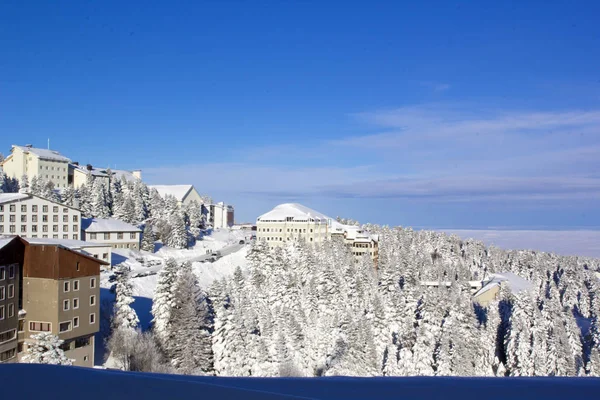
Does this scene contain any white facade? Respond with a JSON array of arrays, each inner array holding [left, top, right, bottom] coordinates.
[[209, 202, 234, 229], [256, 203, 378, 264], [148, 184, 203, 206], [81, 218, 141, 250], [1, 145, 71, 189], [0, 193, 82, 240]]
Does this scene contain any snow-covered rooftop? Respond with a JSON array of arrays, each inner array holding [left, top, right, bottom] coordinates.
[[0, 237, 16, 251], [81, 218, 141, 233], [70, 164, 110, 178], [0, 193, 30, 204], [257, 203, 333, 223], [112, 169, 140, 182], [474, 272, 533, 298], [13, 145, 71, 162], [149, 185, 195, 202], [24, 237, 109, 249]]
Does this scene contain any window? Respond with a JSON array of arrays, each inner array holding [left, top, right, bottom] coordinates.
[[32, 215, 38, 222], [21, 205, 27, 212], [73, 280, 79, 290], [53, 206, 58, 213], [53, 215, 58, 222], [53, 225, 58, 232], [0, 226, 3, 233], [73, 215, 78, 222], [0, 306, 3, 320], [90, 295, 96, 306], [90, 278, 96, 289], [89, 313, 95, 324], [32, 205, 38, 212], [76, 262, 80, 271], [0, 287, 4, 301], [63, 207, 68, 213], [9, 225, 15, 233], [59, 321, 72, 332], [7, 304, 13, 318], [21, 215, 27, 222], [32, 225, 38, 233], [42, 205, 48, 213], [0, 348, 16, 362], [0, 205, 3, 211], [42, 225, 48, 232], [8, 284, 14, 298], [8, 265, 14, 279], [63, 299, 70, 311], [42, 215, 48, 222], [72, 234, 78, 240], [102, 253, 108, 260], [0, 215, 2, 222], [104, 233, 110, 240], [73, 298, 79, 309], [0, 267, 4, 281], [63, 225, 68, 231], [9, 215, 15, 223], [73, 225, 78, 232], [21, 225, 26, 233], [63, 234, 68, 239], [0, 329, 16, 345], [89, 233, 97, 240], [63, 215, 68, 222], [53, 234, 58, 239], [64, 281, 70, 292], [73, 317, 79, 328], [117, 233, 123, 239], [130, 232, 136, 239], [9, 205, 15, 212]]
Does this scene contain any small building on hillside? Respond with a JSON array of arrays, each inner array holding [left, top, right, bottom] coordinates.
[[24, 237, 112, 266], [148, 184, 203, 206], [0, 193, 81, 240], [1, 145, 71, 189], [473, 272, 533, 306], [209, 202, 234, 229], [81, 218, 141, 250]]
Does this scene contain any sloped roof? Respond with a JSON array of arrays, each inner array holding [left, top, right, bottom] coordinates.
[[13, 145, 71, 162], [149, 185, 194, 202], [0, 236, 16, 251], [81, 218, 141, 233], [24, 237, 109, 249], [112, 169, 139, 182], [474, 272, 533, 298], [0, 193, 30, 204], [70, 164, 110, 178], [257, 203, 332, 223]]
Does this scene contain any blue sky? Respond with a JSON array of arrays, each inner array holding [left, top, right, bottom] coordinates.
[[1, 1, 599, 228]]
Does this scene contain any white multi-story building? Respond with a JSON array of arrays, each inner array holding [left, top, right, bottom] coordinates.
[[256, 203, 378, 265], [81, 218, 141, 250], [148, 184, 203, 206], [1, 145, 71, 189], [209, 202, 234, 229], [0, 193, 81, 240]]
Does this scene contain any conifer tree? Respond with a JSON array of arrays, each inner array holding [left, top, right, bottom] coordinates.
[[23, 333, 72, 365]]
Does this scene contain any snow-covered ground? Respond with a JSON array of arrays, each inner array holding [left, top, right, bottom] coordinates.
[[441, 229, 600, 258], [100, 229, 251, 335]]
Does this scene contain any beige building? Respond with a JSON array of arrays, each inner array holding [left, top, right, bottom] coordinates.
[[81, 217, 141, 250], [0, 237, 23, 363], [0, 193, 81, 240], [68, 163, 142, 188], [17, 240, 107, 367], [1, 145, 71, 189], [148, 184, 203, 206], [256, 203, 378, 265], [473, 272, 533, 306], [209, 202, 234, 229]]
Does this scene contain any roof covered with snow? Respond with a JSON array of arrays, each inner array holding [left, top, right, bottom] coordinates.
[[70, 164, 110, 178], [0, 193, 30, 204], [149, 185, 194, 202], [112, 169, 140, 182], [81, 218, 141, 233], [13, 145, 71, 162], [474, 272, 533, 298], [257, 203, 333, 223], [0, 237, 16, 251], [23, 237, 109, 249]]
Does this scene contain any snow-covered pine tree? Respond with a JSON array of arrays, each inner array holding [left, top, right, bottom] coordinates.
[[140, 223, 156, 252], [149, 188, 165, 219], [166, 211, 188, 249], [121, 195, 136, 224], [61, 186, 76, 208], [187, 200, 203, 238], [23, 333, 73, 365], [20, 174, 29, 192], [91, 179, 110, 218], [29, 175, 41, 195], [169, 261, 214, 375], [151, 258, 179, 349], [112, 265, 140, 331], [133, 180, 148, 223]]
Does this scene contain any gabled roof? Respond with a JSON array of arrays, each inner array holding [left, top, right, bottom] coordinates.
[[257, 203, 333, 223], [81, 218, 141, 233], [474, 272, 533, 298], [22, 237, 109, 265], [0, 236, 17, 251], [13, 145, 71, 163], [149, 185, 194, 202]]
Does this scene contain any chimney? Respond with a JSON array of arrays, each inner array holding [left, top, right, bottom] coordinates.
[[86, 164, 93, 171]]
